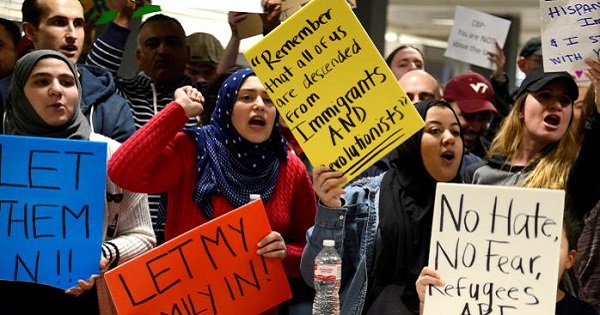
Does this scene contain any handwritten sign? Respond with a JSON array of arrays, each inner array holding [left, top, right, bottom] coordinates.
[[444, 6, 511, 70], [244, 0, 424, 184], [424, 183, 564, 315], [540, 0, 600, 72], [81, 0, 161, 25], [573, 69, 592, 86], [104, 199, 291, 315], [0, 135, 106, 290]]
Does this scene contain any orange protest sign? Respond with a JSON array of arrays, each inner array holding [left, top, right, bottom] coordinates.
[[104, 199, 292, 314]]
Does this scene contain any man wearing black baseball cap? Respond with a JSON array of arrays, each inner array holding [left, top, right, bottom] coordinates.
[[517, 37, 544, 75]]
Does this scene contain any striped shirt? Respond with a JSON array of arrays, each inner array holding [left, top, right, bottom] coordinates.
[[87, 22, 205, 242]]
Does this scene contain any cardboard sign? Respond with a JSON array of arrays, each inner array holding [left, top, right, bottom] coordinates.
[[540, 0, 600, 72], [104, 199, 291, 315], [280, 0, 356, 21], [444, 6, 511, 70], [424, 183, 564, 315], [81, 0, 161, 25], [280, 0, 312, 20], [244, 0, 424, 184], [0, 135, 107, 290], [238, 13, 264, 39]]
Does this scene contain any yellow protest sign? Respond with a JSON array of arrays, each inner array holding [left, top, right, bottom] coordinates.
[[244, 0, 424, 183]]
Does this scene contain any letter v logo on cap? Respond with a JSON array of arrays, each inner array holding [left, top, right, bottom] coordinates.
[[469, 82, 488, 94]]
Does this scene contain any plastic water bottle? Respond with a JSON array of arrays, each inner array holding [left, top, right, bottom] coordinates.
[[312, 239, 341, 315]]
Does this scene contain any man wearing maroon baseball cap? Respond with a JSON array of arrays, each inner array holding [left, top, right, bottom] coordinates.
[[443, 71, 498, 168]]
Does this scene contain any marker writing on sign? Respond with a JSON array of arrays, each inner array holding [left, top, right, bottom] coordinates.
[[0, 146, 94, 190], [115, 216, 275, 313], [0, 201, 91, 239], [251, 9, 333, 70], [12, 249, 74, 283]]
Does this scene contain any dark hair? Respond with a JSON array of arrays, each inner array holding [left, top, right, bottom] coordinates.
[[0, 18, 21, 47], [573, 85, 595, 145], [198, 65, 246, 126], [385, 44, 424, 67], [21, 0, 43, 27], [563, 201, 582, 251], [139, 14, 185, 35]]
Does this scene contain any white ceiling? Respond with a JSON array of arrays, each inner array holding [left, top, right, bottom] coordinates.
[[0, 0, 543, 52], [386, 0, 542, 44]]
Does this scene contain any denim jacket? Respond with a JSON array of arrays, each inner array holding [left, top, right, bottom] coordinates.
[[300, 174, 383, 315]]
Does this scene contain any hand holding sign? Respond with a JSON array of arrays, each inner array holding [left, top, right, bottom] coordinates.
[[81, 0, 161, 25], [424, 183, 564, 315], [65, 257, 109, 297], [0, 135, 106, 290], [540, 0, 600, 72], [256, 231, 287, 259], [112, 0, 143, 27], [244, 0, 424, 185], [585, 58, 600, 112], [104, 199, 291, 315], [444, 6, 511, 70], [312, 165, 347, 208], [416, 266, 444, 312], [261, 0, 283, 32], [488, 42, 506, 81]]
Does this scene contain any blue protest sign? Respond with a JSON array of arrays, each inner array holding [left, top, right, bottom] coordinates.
[[0, 135, 106, 290]]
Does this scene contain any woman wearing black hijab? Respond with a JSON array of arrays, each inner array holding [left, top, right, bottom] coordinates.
[[300, 99, 464, 315], [1, 50, 155, 314]]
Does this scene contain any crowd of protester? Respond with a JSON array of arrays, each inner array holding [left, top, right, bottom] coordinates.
[[0, 0, 599, 314]]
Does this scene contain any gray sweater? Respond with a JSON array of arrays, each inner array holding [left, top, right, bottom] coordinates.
[[92, 133, 156, 266], [462, 154, 529, 186]]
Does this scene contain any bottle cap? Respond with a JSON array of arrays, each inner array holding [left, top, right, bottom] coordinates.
[[323, 239, 335, 247], [249, 194, 261, 200]]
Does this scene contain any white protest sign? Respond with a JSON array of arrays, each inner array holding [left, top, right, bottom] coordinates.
[[156, 0, 263, 13], [540, 0, 600, 72], [424, 183, 564, 315], [444, 6, 511, 70]]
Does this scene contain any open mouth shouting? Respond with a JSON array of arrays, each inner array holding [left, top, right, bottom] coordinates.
[[249, 115, 266, 127], [440, 149, 457, 166], [543, 114, 561, 129]]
